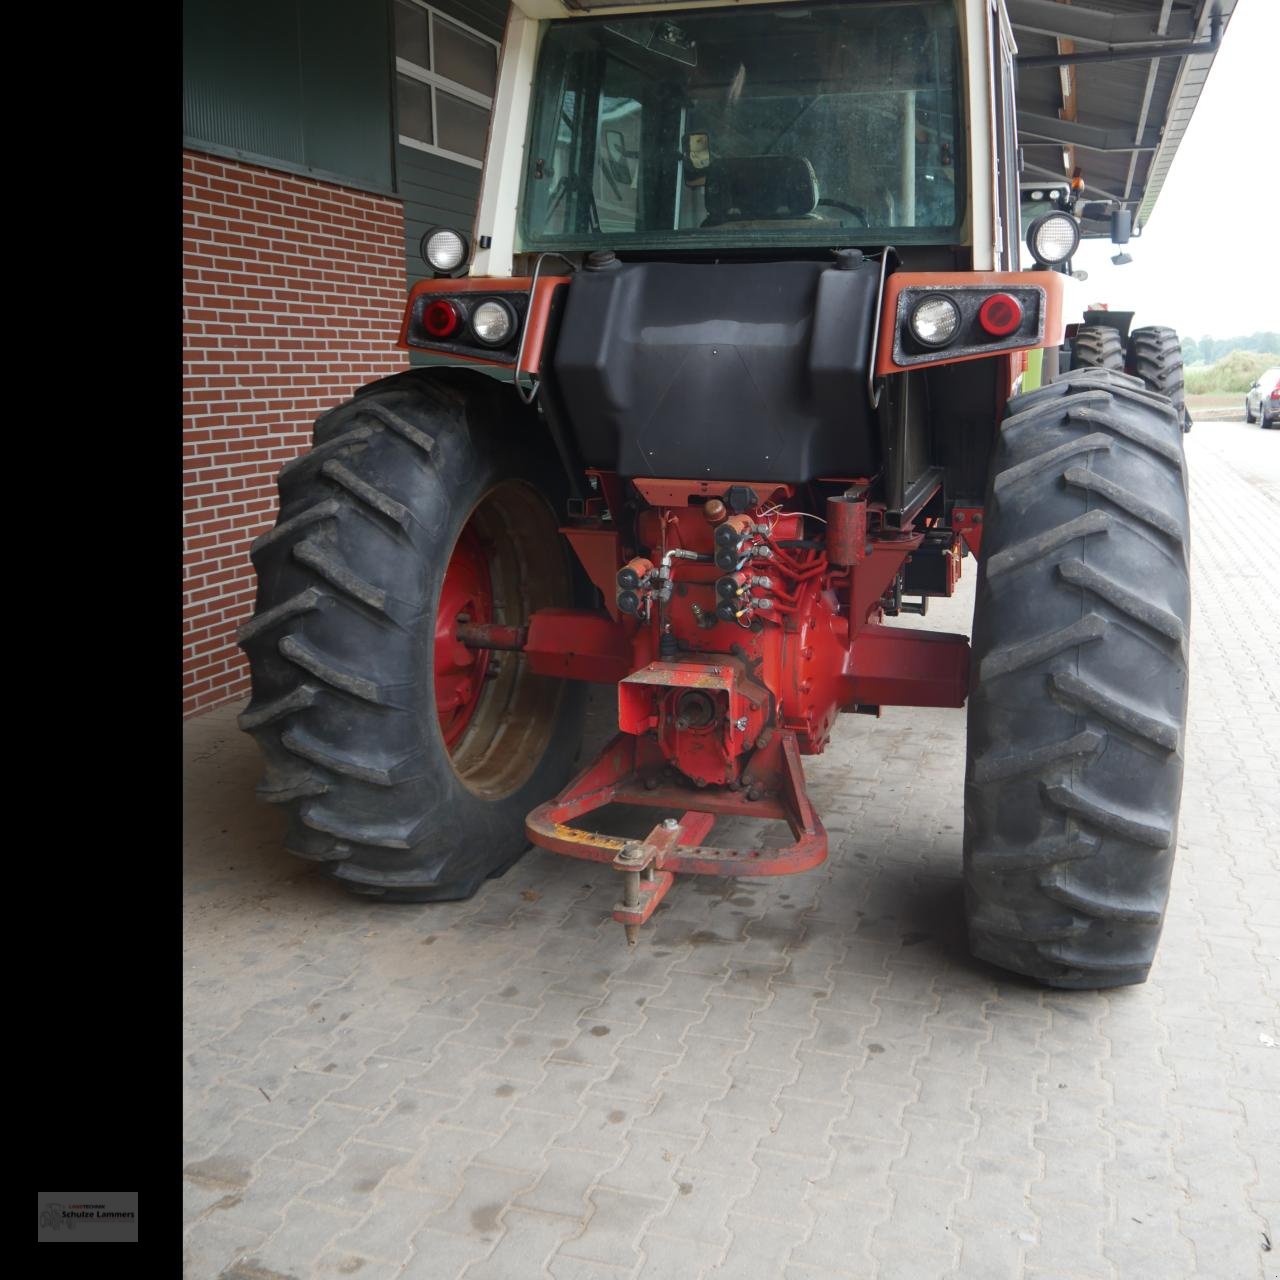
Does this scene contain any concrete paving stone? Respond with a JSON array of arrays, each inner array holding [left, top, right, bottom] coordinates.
[[635, 1232, 725, 1280], [872, 1173, 965, 1259], [402, 1226, 496, 1279], [371, 1011, 472, 1064], [413, 1043, 505, 1098], [752, 983, 824, 1034], [690, 994, 759, 1042], [358, 1087, 471, 1149], [241, 1199, 362, 1276], [513, 1145, 619, 1220], [682, 1108, 762, 1172], [639, 971, 730, 1015], [546, 1257, 632, 1280], [210, 1009, 300, 1060], [313, 1251, 404, 1279], [732, 1023, 811, 1077], [782, 1048, 857, 1103], [395, 1124, 503, 1196], [661, 1033, 742, 1089], [904, 1067, 981, 1126], [616, 1003, 705, 1057], [598, 1127, 697, 1201], [186, 1083, 276, 1155], [321, 1056, 437, 1113], [651, 1170, 753, 1246], [596, 1046, 680, 1101], [972, 1058, 1049, 1118], [555, 1089, 651, 1154], [948, 1226, 1027, 1280], [559, 1187, 668, 1266], [631, 1082, 727, 1140], [555, 1021, 629, 1070], [808, 1008, 878, 1057], [300, 1140, 412, 1211], [758, 1096, 847, 1159], [732, 1150, 829, 1227], [788, 1192, 886, 1273], [437, 1081, 525, 1135], [584, 982, 657, 1028], [890, 1115, 976, 1187], [705, 1072, 783, 1126], [520, 1060, 613, 1119], [425, 1163, 539, 1241], [293, 1025, 404, 1078], [812, 1134, 900, 1206], [477, 1107, 578, 1174], [268, 1103, 371, 1169], [487, 1032, 569, 1083], [1029, 1135, 1109, 1211], [1023, 1197, 1110, 1278], [460, 1208, 581, 1280], [705, 1214, 808, 1279], [834, 1079, 914, 1147], [952, 1157, 1038, 1235], [330, 1185, 453, 1264], [182, 1215, 269, 1279]]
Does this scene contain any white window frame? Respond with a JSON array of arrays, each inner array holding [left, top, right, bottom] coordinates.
[[394, 1, 500, 170]]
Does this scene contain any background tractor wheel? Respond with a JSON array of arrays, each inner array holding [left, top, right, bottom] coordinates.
[[238, 371, 587, 901], [965, 366, 1191, 989], [1070, 324, 1124, 372], [1128, 325, 1192, 432]]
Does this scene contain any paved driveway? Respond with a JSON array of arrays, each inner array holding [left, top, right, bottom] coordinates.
[[184, 416, 1278, 1280]]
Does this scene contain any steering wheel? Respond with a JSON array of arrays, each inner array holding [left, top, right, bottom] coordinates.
[[815, 199, 869, 226]]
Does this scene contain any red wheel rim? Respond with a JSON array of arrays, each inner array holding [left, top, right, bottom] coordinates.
[[435, 522, 492, 750]]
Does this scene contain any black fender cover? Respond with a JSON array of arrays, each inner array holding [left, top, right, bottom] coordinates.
[[550, 259, 881, 482]]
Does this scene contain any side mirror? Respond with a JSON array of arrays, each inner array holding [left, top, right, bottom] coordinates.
[[1110, 209, 1132, 244]]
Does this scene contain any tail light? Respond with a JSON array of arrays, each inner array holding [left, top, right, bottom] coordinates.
[[1270, 385, 1279, 401], [978, 293, 1023, 337], [422, 300, 462, 339]]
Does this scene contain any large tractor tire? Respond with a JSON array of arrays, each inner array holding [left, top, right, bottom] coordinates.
[[965, 366, 1191, 988], [238, 371, 587, 901], [1070, 324, 1124, 372], [1128, 325, 1192, 432]]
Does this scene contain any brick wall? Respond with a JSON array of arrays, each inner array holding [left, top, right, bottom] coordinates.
[[183, 151, 409, 716]]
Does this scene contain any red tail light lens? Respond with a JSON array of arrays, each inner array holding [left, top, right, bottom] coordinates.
[[422, 299, 462, 339], [978, 293, 1024, 337], [1270, 386, 1279, 400]]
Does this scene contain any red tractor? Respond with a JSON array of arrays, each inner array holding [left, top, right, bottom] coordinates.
[[240, 0, 1202, 988]]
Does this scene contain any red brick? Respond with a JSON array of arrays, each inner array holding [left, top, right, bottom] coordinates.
[[183, 150, 408, 715]]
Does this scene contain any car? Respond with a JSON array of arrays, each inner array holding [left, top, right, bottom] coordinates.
[[1245, 367, 1280, 427]]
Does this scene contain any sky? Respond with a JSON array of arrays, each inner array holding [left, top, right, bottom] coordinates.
[[1057, 0, 1279, 341]]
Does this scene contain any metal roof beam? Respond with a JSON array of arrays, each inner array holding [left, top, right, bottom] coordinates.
[[1006, 0, 1194, 46], [1017, 111, 1162, 153]]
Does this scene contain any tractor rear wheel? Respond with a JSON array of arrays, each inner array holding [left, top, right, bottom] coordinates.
[[1070, 324, 1124, 372], [965, 366, 1191, 988], [238, 371, 587, 901], [1128, 325, 1191, 432]]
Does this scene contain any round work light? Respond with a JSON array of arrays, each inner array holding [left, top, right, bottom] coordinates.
[[421, 227, 468, 275], [1026, 212, 1081, 267], [471, 299, 516, 346], [909, 295, 961, 348]]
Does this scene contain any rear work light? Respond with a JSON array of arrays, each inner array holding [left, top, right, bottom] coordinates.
[[978, 293, 1024, 337], [422, 299, 463, 339]]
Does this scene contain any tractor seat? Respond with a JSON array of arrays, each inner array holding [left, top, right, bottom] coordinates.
[[702, 155, 819, 226]]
